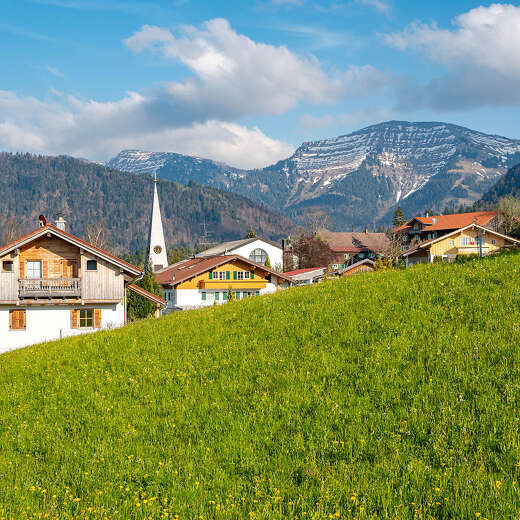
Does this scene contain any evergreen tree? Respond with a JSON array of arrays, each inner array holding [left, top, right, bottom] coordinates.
[[246, 227, 257, 238], [392, 206, 405, 227], [227, 287, 234, 301], [127, 262, 164, 321], [264, 254, 272, 269]]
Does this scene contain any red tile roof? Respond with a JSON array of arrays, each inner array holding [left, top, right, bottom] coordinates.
[[128, 284, 167, 306], [0, 224, 141, 275], [156, 254, 294, 286], [394, 211, 498, 233]]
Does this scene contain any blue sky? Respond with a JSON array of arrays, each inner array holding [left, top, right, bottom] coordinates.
[[1, 1, 520, 168]]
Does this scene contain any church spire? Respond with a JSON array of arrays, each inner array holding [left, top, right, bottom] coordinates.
[[147, 171, 168, 272]]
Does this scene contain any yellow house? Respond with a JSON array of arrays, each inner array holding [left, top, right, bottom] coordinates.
[[155, 254, 294, 311], [403, 223, 520, 266]]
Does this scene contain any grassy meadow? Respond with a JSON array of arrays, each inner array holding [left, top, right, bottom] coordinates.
[[2, 252, 520, 519]]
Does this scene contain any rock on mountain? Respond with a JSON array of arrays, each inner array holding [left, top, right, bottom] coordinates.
[[108, 121, 520, 229]]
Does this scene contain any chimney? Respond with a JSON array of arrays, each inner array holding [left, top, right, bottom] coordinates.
[[55, 213, 67, 231], [365, 225, 369, 234]]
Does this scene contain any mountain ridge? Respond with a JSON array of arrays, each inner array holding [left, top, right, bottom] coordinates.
[[108, 121, 520, 228]]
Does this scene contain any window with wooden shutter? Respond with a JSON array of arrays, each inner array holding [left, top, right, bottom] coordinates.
[[9, 309, 26, 330], [250, 271, 254, 280], [19, 260, 25, 279], [71, 309, 79, 329], [208, 271, 213, 280], [94, 309, 102, 329], [226, 271, 230, 280], [233, 271, 237, 280]]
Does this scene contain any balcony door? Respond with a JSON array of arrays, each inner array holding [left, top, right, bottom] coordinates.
[[60, 260, 77, 278], [26, 260, 41, 279]]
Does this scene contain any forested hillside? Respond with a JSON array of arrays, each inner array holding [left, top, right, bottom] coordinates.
[[476, 163, 520, 207], [0, 153, 296, 253]]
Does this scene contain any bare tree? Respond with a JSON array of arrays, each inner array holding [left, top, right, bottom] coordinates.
[[85, 222, 112, 250], [383, 229, 406, 262], [497, 196, 520, 237], [291, 231, 335, 269], [0, 217, 24, 246]]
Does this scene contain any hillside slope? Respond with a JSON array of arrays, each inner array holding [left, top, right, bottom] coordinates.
[[476, 163, 520, 206], [109, 121, 520, 229], [1, 253, 520, 518], [0, 153, 296, 252]]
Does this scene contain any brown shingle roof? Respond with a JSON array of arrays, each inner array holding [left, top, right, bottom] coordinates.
[[156, 254, 294, 286], [319, 231, 390, 253], [394, 211, 498, 233]]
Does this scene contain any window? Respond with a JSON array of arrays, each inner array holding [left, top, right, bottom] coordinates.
[[449, 240, 455, 247], [26, 261, 41, 279], [249, 248, 268, 265], [79, 309, 93, 328], [9, 309, 26, 330], [215, 292, 220, 301], [460, 236, 472, 246], [211, 271, 228, 280], [235, 271, 252, 280], [202, 292, 206, 301], [223, 291, 228, 300], [86, 260, 97, 271], [491, 239, 497, 245], [2, 260, 13, 272]]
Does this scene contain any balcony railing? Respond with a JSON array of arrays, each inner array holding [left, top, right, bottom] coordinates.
[[19, 278, 81, 298]]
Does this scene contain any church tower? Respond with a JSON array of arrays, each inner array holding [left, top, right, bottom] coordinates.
[[147, 172, 168, 272]]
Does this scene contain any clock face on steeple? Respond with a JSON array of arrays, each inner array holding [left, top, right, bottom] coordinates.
[[153, 245, 162, 254]]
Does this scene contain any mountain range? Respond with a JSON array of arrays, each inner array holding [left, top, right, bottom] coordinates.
[[0, 153, 297, 253], [108, 121, 520, 228]]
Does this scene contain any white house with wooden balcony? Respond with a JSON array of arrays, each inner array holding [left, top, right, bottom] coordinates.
[[0, 216, 143, 352]]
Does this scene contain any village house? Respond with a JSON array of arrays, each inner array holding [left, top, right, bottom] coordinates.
[[402, 223, 520, 266], [0, 216, 165, 352], [394, 211, 499, 251], [319, 230, 390, 269], [156, 254, 293, 311], [196, 237, 283, 271], [284, 267, 326, 285]]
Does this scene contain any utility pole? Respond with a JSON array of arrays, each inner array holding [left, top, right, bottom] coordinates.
[[478, 228, 483, 257]]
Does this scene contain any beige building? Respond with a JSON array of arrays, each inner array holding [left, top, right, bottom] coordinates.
[[402, 223, 519, 266]]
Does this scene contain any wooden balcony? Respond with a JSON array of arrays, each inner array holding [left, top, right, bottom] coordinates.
[[19, 278, 81, 298]]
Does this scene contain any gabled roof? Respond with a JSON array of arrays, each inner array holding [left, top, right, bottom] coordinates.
[[341, 259, 375, 273], [156, 254, 294, 286], [394, 211, 498, 233], [284, 267, 326, 276], [402, 223, 520, 257], [196, 237, 282, 257], [0, 224, 142, 276], [319, 231, 390, 253], [128, 284, 167, 307]]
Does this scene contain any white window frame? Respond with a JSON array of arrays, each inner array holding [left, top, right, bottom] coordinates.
[[460, 236, 472, 246], [26, 260, 41, 279], [213, 271, 227, 280], [491, 239, 497, 245], [449, 240, 454, 247], [236, 271, 251, 280]]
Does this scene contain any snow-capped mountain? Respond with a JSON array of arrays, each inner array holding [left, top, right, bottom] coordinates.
[[108, 121, 520, 229]]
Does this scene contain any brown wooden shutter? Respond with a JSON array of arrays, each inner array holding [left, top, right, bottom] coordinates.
[[9, 310, 14, 330], [42, 260, 48, 278], [9, 310, 26, 330], [20, 260, 25, 279], [70, 309, 79, 329], [20, 310, 26, 330], [94, 309, 102, 329]]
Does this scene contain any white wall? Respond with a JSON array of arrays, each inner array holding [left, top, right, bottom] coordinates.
[[0, 303, 125, 353], [232, 240, 283, 271]]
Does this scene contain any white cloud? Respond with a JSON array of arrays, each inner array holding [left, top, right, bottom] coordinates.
[[356, 0, 390, 16], [45, 65, 64, 78], [384, 4, 520, 109], [125, 19, 390, 119], [0, 90, 293, 169]]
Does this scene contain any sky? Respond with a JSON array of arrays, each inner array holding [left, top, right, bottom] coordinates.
[[2, 1, 520, 168]]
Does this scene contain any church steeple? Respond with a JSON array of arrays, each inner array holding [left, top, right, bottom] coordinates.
[[148, 172, 168, 272]]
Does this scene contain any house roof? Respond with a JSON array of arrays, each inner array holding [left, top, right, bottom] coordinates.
[[394, 211, 498, 233], [284, 267, 326, 276], [319, 231, 390, 253], [0, 224, 142, 276], [156, 254, 294, 287], [127, 284, 167, 307], [402, 223, 520, 257], [341, 259, 375, 272], [196, 237, 282, 257]]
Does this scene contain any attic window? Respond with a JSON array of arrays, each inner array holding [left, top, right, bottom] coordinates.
[[86, 260, 98, 271], [2, 260, 13, 272]]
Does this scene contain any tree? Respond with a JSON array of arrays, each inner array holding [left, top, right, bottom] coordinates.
[[392, 206, 405, 228], [127, 262, 164, 321], [291, 232, 335, 269], [497, 195, 520, 237], [0, 216, 24, 246], [246, 227, 257, 238], [264, 254, 272, 269], [85, 221, 112, 250], [227, 287, 234, 301]]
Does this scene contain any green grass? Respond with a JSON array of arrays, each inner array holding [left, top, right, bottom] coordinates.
[[2, 253, 520, 519]]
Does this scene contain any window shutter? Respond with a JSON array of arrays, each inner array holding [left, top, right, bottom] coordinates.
[[215, 292, 219, 301], [42, 260, 48, 278], [233, 271, 237, 280], [250, 271, 254, 280], [256, 291, 260, 296], [21, 310, 26, 329], [202, 292, 206, 301], [223, 291, 228, 300], [209, 271, 213, 280], [70, 309, 79, 329], [20, 261, 25, 279], [9, 310, 14, 330], [226, 271, 230, 280], [94, 309, 102, 329]]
